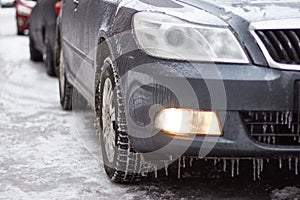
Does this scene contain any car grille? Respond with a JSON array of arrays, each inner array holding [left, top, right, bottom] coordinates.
[[241, 111, 300, 146], [255, 30, 300, 65]]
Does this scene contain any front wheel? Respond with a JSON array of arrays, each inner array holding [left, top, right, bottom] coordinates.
[[97, 58, 146, 183], [29, 37, 43, 61], [44, 37, 56, 76], [58, 49, 73, 110], [17, 30, 24, 36]]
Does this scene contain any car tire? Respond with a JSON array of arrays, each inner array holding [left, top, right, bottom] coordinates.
[[58, 49, 73, 110], [44, 37, 56, 77], [29, 37, 43, 61], [17, 30, 24, 36], [54, 27, 61, 76], [97, 59, 145, 183]]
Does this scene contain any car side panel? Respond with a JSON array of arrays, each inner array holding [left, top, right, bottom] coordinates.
[[29, 0, 57, 55], [29, 1, 44, 53], [61, 0, 75, 77], [70, 0, 120, 104]]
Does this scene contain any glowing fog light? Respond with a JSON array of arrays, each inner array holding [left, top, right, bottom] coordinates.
[[154, 108, 222, 136]]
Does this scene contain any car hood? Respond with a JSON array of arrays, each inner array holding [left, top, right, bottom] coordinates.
[[180, 0, 300, 23], [21, 0, 36, 8]]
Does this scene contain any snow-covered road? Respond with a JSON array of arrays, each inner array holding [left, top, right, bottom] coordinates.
[[0, 8, 299, 200]]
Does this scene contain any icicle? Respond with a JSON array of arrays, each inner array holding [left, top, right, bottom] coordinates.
[[154, 165, 158, 178], [263, 125, 268, 143], [223, 159, 227, 172], [281, 111, 284, 124], [164, 161, 169, 176], [288, 112, 293, 129], [271, 125, 275, 133], [279, 158, 282, 169], [276, 112, 280, 124], [285, 111, 289, 125], [270, 112, 273, 121], [214, 158, 217, 166], [183, 156, 186, 168], [295, 158, 298, 175], [268, 136, 271, 144], [289, 157, 292, 170], [248, 111, 252, 117], [236, 159, 240, 175], [257, 159, 263, 179], [231, 159, 235, 177], [253, 159, 256, 181], [298, 110, 300, 143], [263, 112, 267, 121], [263, 136, 267, 143], [189, 158, 193, 167], [257, 159, 261, 180], [178, 157, 181, 179], [270, 125, 275, 144], [272, 137, 276, 144], [250, 125, 254, 134]]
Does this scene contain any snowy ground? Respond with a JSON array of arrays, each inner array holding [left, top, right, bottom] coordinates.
[[0, 8, 299, 200]]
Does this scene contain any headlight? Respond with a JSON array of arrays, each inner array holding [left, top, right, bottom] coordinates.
[[154, 108, 222, 136], [17, 5, 32, 15], [133, 12, 249, 63]]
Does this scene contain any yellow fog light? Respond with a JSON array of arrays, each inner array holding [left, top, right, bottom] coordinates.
[[154, 108, 222, 136]]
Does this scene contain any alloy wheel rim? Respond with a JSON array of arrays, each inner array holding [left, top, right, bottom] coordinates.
[[102, 78, 116, 163]]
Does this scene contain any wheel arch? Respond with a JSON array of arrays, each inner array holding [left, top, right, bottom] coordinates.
[[94, 31, 115, 113]]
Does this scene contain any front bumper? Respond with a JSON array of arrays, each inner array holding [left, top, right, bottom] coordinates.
[[130, 111, 300, 159], [118, 55, 300, 159], [16, 14, 29, 33]]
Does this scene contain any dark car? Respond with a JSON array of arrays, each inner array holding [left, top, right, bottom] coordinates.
[[0, 0, 15, 7], [15, 0, 36, 35], [56, 0, 300, 183], [28, 0, 61, 76]]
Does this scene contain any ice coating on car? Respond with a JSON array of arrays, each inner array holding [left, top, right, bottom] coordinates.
[[194, 0, 300, 22], [118, 0, 227, 26]]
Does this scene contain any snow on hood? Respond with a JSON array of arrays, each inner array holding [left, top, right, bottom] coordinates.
[[181, 0, 300, 23]]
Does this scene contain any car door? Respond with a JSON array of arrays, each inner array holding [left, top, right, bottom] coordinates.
[[69, 0, 92, 100], [61, 0, 75, 76], [61, 0, 88, 84], [70, 0, 112, 103], [79, 0, 120, 101]]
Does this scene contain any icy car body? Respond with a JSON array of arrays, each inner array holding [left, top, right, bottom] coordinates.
[[57, 0, 300, 182]]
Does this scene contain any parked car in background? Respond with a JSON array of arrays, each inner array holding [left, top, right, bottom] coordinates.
[[15, 0, 36, 35], [28, 0, 61, 76], [0, 0, 14, 7], [57, 0, 300, 183]]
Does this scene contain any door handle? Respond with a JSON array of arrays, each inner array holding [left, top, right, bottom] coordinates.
[[73, 0, 79, 11]]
